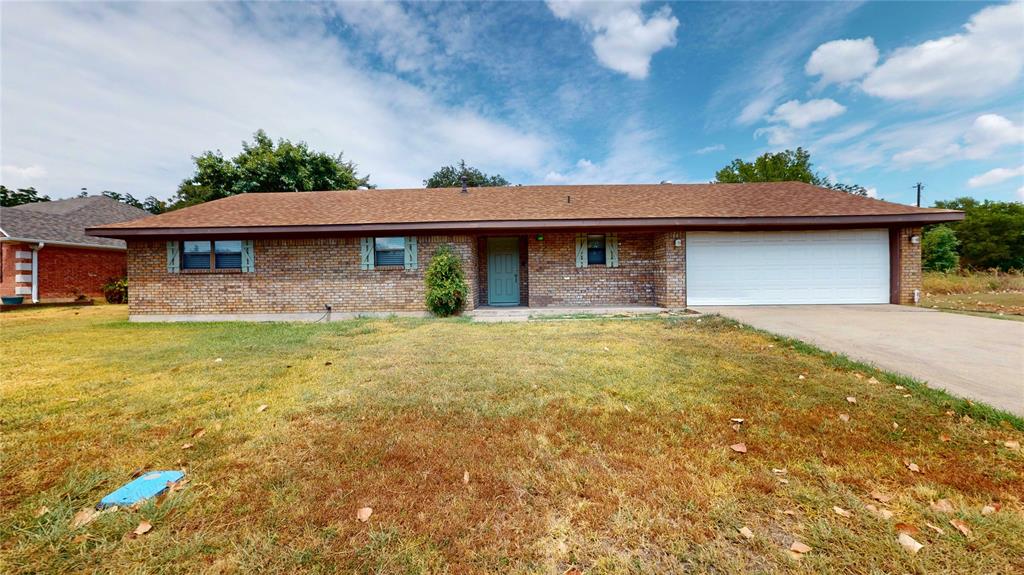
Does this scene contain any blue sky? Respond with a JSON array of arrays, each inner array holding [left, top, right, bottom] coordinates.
[[2, 1, 1022, 206]]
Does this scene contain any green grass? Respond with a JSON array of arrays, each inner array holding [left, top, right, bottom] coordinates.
[[2, 306, 1022, 574]]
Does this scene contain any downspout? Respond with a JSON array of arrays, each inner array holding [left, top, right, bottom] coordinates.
[[31, 242, 44, 303]]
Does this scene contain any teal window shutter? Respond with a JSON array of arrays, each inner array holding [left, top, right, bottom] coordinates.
[[404, 236, 418, 270], [606, 233, 619, 267], [241, 240, 255, 272], [166, 241, 180, 273], [360, 237, 375, 270], [575, 233, 588, 268]]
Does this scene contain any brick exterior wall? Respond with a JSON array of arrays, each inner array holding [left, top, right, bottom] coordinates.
[[652, 232, 686, 308], [122, 227, 927, 317], [127, 236, 477, 316], [526, 232, 659, 307], [896, 226, 923, 305], [1, 241, 126, 301]]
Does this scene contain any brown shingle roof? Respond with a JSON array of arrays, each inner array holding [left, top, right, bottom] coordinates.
[[88, 182, 962, 238]]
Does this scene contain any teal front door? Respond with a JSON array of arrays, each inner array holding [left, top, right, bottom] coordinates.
[[487, 237, 520, 306]]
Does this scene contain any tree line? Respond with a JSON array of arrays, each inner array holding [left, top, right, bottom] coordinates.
[[3, 132, 1019, 270]]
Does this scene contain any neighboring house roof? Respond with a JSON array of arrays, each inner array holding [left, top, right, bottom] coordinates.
[[88, 182, 963, 239], [1, 196, 150, 249]]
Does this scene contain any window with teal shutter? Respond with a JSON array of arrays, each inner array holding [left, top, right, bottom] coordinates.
[[166, 241, 180, 273], [404, 236, 418, 270], [575, 234, 588, 267], [605, 234, 619, 268], [360, 238, 375, 270]]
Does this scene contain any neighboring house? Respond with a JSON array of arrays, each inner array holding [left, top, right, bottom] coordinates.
[[87, 182, 963, 321], [1, 196, 149, 302]]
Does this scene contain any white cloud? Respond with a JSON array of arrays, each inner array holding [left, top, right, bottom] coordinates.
[[1018, 185, 1024, 201], [861, 2, 1024, 102], [547, 1, 678, 79], [963, 114, 1024, 159], [805, 37, 878, 86], [768, 98, 846, 129], [865, 187, 878, 198], [1, 164, 47, 181], [332, 2, 439, 74], [695, 144, 725, 155], [542, 121, 682, 183], [0, 3, 552, 198], [967, 164, 1024, 188]]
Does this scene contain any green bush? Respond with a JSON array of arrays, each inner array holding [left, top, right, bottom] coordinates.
[[922, 225, 959, 272], [424, 246, 468, 316], [102, 277, 128, 304]]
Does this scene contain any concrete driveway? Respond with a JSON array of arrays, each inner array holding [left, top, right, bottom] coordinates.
[[696, 305, 1024, 415]]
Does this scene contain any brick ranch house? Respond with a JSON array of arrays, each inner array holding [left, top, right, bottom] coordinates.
[[1, 196, 148, 302], [86, 182, 963, 322]]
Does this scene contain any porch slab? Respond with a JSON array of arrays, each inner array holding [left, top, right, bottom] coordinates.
[[467, 306, 689, 322]]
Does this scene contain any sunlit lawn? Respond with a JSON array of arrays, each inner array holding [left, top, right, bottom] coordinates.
[[1, 305, 1022, 574]]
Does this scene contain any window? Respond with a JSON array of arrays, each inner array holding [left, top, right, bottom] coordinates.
[[374, 237, 405, 266], [181, 240, 242, 270], [587, 234, 606, 266]]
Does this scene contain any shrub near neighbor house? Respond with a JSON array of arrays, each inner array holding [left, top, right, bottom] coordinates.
[[424, 246, 468, 316], [102, 277, 128, 304]]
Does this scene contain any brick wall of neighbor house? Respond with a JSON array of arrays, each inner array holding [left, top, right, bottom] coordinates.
[[897, 226, 923, 305], [652, 231, 686, 308], [526, 232, 659, 307], [1, 242, 126, 300], [127, 236, 478, 315]]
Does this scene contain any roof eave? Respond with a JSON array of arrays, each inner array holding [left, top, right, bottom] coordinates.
[[87, 212, 964, 240], [0, 236, 127, 251]]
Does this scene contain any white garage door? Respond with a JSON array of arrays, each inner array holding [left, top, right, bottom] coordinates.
[[686, 230, 890, 305]]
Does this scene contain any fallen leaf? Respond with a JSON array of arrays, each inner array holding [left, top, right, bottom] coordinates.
[[463, 470, 470, 484], [70, 508, 99, 529], [772, 468, 787, 475], [356, 507, 373, 522], [563, 568, 583, 575], [133, 520, 153, 536], [739, 526, 754, 539], [868, 377, 880, 384], [168, 478, 190, 492], [782, 509, 798, 516], [191, 428, 206, 439], [731, 423, 741, 432], [981, 504, 999, 515], [790, 541, 812, 554], [898, 533, 923, 554], [854, 373, 864, 379], [778, 478, 789, 484], [730, 418, 744, 424], [870, 491, 893, 503], [798, 374, 806, 380], [256, 404, 268, 413], [895, 385, 905, 390], [730, 443, 747, 454], [949, 518, 971, 537], [865, 504, 894, 520], [1004, 440, 1021, 450], [214, 358, 223, 363], [895, 523, 919, 535], [832, 506, 852, 518], [34, 506, 49, 518], [324, 361, 333, 366], [904, 460, 921, 473], [961, 415, 974, 424], [902, 394, 912, 398], [892, 422, 900, 430], [839, 413, 850, 422], [925, 523, 945, 535], [939, 434, 951, 442], [930, 499, 954, 513], [181, 443, 193, 450], [846, 396, 857, 404]]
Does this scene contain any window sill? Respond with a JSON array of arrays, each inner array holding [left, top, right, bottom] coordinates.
[[179, 268, 243, 275]]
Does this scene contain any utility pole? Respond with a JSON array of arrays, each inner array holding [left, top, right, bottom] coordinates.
[[914, 182, 924, 207]]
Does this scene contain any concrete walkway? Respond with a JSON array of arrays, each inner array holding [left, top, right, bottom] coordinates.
[[696, 305, 1024, 415], [468, 306, 681, 322]]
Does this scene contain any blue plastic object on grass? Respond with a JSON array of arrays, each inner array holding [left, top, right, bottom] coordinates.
[[97, 470, 185, 509]]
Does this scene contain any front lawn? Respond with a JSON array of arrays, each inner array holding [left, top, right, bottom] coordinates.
[[1, 306, 1022, 574]]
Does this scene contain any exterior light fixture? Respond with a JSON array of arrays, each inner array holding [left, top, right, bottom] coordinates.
[[536, 234, 544, 241], [910, 235, 921, 244]]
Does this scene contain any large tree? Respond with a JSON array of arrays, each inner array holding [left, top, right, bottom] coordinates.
[[101, 191, 168, 215], [424, 160, 510, 188], [1, 185, 50, 207], [714, 147, 868, 196], [931, 197, 1024, 271], [173, 130, 371, 208]]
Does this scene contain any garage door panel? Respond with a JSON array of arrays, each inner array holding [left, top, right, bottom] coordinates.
[[686, 230, 889, 305]]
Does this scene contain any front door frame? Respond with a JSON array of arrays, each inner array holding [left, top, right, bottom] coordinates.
[[487, 237, 520, 306]]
